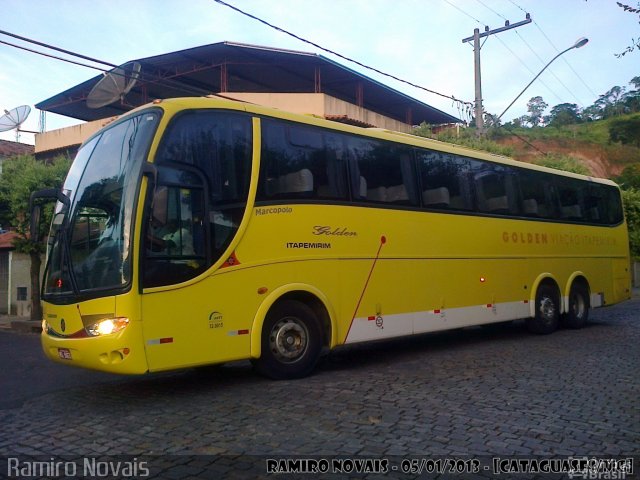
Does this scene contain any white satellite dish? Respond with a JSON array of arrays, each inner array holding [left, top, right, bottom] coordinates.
[[0, 105, 31, 133], [87, 61, 142, 109]]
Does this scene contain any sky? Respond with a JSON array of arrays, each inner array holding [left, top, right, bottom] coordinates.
[[1, 0, 638, 145]]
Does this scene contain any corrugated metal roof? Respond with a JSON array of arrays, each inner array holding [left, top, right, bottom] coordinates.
[[0, 232, 19, 250], [36, 41, 460, 125], [0, 140, 34, 159]]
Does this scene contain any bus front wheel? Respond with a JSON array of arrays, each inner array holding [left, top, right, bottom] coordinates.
[[255, 300, 322, 380], [562, 282, 590, 329], [527, 284, 560, 335]]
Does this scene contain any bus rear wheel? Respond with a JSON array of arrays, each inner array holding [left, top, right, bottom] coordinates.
[[562, 282, 589, 329], [255, 300, 322, 380], [527, 284, 559, 335]]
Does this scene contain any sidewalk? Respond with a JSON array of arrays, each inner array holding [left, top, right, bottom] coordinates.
[[0, 314, 41, 334]]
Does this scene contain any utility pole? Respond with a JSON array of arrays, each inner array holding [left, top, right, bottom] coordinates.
[[462, 14, 532, 135]]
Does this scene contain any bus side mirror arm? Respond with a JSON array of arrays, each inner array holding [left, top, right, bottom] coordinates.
[[29, 189, 70, 243]]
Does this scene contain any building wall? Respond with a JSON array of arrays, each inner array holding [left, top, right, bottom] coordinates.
[[34, 94, 412, 157], [0, 252, 7, 314], [10, 252, 33, 316], [34, 116, 118, 154], [227, 93, 412, 132], [0, 250, 45, 317]]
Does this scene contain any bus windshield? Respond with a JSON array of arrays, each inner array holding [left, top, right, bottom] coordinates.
[[43, 112, 160, 300]]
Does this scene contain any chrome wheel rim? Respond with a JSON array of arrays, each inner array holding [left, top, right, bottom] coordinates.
[[269, 317, 309, 363], [539, 296, 556, 323], [570, 292, 586, 319]]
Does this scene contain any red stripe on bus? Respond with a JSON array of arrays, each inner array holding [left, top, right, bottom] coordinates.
[[344, 236, 387, 342]]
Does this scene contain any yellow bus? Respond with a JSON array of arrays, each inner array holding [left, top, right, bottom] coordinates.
[[32, 97, 631, 379]]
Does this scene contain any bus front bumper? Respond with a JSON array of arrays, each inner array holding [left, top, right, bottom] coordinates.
[[40, 320, 149, 375]]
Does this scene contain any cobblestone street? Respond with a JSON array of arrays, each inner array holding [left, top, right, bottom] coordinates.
[[1, 299, 638, 479]]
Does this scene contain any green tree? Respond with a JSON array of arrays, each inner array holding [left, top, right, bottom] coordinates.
[[0, 155, 70, 320], [526, 96, 548, 126], [547, 103, 582, 126], [623, 75, 640, 113], [608, 114, 640, 147], [616, 163, 640, 189], [622, 188, 640, 259]]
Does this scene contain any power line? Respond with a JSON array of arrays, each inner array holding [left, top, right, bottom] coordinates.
[[0, 28, 117, 69], [0, 38, 108, 72], [503, 1, 598, 99], [444, 0, 584, 113], [507, 0, 528, 14], [492, 35, 564, 105], [513, 31, 584, 107], [212, 0, 473, 110], [475, 0, 508, 21], [531, 20, 598, 98], [0, 30, 210, 98], [442, 0, 485, 25]]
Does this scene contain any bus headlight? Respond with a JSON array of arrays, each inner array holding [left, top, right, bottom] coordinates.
[[86, 317, 129, 336]]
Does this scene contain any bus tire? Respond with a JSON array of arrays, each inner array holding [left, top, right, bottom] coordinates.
[[527, 284, 560, 335], [255, 300, 322, 380], [562, 282, 590, 329]]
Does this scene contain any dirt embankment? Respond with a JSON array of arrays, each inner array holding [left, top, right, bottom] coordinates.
[[497, 137, 622, 178]]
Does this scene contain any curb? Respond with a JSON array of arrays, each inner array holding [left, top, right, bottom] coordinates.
[[10, 320, 41, 334]]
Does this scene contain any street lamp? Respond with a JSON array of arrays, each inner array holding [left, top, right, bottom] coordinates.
[[496, 37, 589, 123]]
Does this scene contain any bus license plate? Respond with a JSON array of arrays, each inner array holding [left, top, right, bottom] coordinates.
[[58, 348, 72, 360]]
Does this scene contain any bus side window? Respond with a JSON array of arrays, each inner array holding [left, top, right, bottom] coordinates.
[[350, 137, 418, 206], [556, 178, 584, 220], [417, 150, 476, 212], [474, 164, 521, 216], [258, 120, 347, 201]]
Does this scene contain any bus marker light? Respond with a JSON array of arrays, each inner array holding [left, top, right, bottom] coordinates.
[[257, 287, 268, 295], [123, 348, 130, 355], [147, 337, 173, 345], [480, 277, 486, 283], [228, 329, 249, 336]]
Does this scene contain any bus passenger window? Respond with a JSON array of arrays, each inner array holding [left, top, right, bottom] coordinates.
[[258, 120, 347, 201], [349, 138, 417, 206], [557, 179, 584, 220], [417, 150, 475, 211]]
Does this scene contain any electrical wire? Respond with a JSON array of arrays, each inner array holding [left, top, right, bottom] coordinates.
[[532, 21, 598, 98], [212, 0, 473, 109], [0, 30, 211, 98], [475, 0, 508, 21], [493, 35, 564, 105], [0, 39, 109, 72], [514, 31, 585, 107], [0, 28, 117, 68], [505, 0, 597, 99], [442, 0, 486, 25]]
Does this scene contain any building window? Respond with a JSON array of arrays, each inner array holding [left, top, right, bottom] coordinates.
[[17, 287, 27, 301]]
